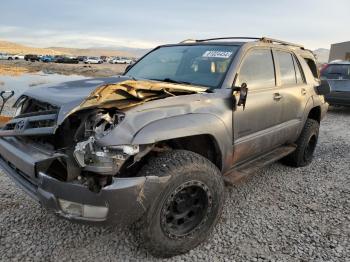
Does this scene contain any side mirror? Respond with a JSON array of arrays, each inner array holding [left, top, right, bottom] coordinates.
[[232, 83, 248, 110], [315, 80, 331, 95], [0, 90, 15, 115]]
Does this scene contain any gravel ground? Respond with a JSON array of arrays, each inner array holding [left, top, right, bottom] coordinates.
[[0, 106, 349, 262]]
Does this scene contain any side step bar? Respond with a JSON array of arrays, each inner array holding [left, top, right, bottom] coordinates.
[[224, 145, 296, 185]]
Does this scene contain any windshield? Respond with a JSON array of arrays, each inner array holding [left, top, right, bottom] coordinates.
[[126, 45, 239, 89]]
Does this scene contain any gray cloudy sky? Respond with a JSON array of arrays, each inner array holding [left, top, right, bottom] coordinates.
[[0, 0, 348, 50]]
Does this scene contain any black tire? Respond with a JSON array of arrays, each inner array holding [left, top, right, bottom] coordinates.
[[136, 150, 225, 258], [8, 57, 13, 60], [283, 119, 319, 167]]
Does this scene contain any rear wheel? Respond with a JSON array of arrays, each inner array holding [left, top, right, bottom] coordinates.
[[136, 150, 225, 257], [283, 119, 319, 167]]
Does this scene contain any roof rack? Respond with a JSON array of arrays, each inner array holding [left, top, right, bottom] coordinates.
[[179, 37, 304, 49], [260, 37, 304, 49]]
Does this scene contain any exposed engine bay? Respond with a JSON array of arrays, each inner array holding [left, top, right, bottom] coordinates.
[[0, 79, 207, 192], [13, 103, 148, 192]]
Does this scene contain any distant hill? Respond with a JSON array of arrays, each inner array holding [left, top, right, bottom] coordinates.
[[313, 48, 330, 64], [0, 40, 63, 55], [49, 47, 135, 58], [0, 39, 146, 58]]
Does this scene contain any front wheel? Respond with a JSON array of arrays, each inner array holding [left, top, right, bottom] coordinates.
[[136, 150, 225, 258], [282, 119, 319, 167]]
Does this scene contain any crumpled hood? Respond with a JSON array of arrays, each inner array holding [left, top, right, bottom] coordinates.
[[22, 75, 207, 125], [77, 78, 207, 111], [23, 76, 207, 108], [22, 76, 126, 106]]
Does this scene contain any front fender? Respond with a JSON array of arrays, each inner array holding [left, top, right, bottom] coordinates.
[[132, 113, 232, 169]]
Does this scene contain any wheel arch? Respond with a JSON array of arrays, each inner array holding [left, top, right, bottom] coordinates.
[[157, 134, 223, 171], [307, 106, 321, 123], [132, 113, 232, 172]]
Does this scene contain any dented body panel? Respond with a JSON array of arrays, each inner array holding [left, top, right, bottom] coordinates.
[[0, 39, 328, 225]]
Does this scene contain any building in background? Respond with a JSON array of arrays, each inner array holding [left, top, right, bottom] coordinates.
[[329, 41, 350, 62]]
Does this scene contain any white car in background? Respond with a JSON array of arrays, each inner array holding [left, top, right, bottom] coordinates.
[[0, 53, 14, 60], [83, 57, 103, 64], [109, 57, 133, 64], [12, 54, 25, 60]]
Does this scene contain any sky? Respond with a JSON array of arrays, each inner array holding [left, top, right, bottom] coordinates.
[[0, 0, 349, 50]]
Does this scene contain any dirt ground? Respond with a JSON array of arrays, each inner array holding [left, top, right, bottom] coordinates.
[[0, 60, 128, 77]]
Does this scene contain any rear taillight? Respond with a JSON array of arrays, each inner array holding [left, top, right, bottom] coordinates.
[[320, 63, 329, 75]]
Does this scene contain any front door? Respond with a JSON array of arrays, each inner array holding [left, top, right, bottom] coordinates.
[[232, 48, 284, 165]]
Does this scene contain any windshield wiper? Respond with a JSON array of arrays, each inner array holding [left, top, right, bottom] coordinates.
[[151, 78, 192, 85]]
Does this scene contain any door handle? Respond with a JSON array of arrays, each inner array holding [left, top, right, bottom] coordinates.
[[273, 93, 283, 101], [301, 88, 307, 95]]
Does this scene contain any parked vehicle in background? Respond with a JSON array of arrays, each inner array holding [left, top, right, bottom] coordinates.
[[55, 56, 79, 64], [24, 54, 40, 62], [109, 57, 133, 64], [106, 56, 115, 63], [0, 53, 14, 60], [41, 55, 55, 63], [0, 37, 329, 258], [84, 57, 103, 64], [321, 60, 350, 106], [77, 56, 87, 62], [100, 56, 107, 62], [12, 54, 25, 60]]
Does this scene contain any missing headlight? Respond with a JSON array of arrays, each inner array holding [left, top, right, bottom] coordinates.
[[83, 110, 124, 139]]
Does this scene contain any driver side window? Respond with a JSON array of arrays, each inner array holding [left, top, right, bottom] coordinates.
[[237, 49, 276, 90]]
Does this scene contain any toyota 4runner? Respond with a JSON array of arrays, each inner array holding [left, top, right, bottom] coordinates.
[[0, 37, 329, 257]]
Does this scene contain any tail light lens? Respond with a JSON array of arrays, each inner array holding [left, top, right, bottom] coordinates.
[[320, 64, 329, 75]]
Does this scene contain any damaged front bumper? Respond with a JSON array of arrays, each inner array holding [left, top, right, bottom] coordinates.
[[0, 137, 166, 225]]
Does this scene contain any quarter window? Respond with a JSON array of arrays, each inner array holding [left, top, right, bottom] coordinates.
[[276, 51, 296, 86], [293, 56, 305, 84], [237, 49, 275, 89]]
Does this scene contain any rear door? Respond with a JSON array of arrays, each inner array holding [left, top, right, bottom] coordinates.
[[232, 48, 284, 164], [274, 50, 309, 141]]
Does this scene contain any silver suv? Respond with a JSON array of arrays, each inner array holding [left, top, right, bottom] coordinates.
[[0, 37, 329, 257]]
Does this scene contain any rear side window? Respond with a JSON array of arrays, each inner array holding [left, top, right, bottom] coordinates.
[[276, 51, 296, 86], [321, 64, 350, 80], [304, 58, 319, 78], [237, 49, 275, 89], [293, 56, 305, 84]]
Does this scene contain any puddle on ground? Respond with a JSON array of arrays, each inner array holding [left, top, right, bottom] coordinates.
[[0, 64, 30, 77], [0, 71, 90, 107]]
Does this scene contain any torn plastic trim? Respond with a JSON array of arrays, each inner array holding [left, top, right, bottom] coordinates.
[[73, 136, 140, 176]]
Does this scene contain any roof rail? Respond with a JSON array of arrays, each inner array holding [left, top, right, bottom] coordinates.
[[260, 37, 304, 49], [179, 36, 304, 49], [180, 39, 197, 43], [193, 37, 261, 42]]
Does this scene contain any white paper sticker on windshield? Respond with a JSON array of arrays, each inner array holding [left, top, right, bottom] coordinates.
[[202, 50, 232, 58]]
